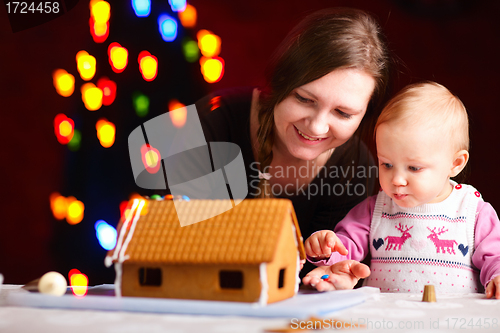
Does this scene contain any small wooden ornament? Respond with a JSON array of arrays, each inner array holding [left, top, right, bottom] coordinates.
[[422, 284, 436, 302], [22, 271, 67, 296]]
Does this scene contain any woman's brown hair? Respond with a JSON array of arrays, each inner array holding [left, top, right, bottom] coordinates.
[[256, 8, 393, 197]]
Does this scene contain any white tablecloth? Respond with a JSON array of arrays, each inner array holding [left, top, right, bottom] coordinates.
[[1, 284, 500, 332]]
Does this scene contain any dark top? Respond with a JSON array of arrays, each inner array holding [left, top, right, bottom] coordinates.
[[194, 87, 378, 241]]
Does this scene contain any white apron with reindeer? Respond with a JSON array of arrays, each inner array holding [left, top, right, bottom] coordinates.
[[366, 182, 482, 293]]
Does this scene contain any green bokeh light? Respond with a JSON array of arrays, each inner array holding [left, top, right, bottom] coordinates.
[[182, 37, 200, 63], [133, 91, 150, 117], [68, 129, 81, 152]]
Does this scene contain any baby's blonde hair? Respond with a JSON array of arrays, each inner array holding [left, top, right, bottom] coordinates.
[[375, 81, 469, 152]]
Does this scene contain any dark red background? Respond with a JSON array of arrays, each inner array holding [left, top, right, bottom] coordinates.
[[1, 0, 499, 284]]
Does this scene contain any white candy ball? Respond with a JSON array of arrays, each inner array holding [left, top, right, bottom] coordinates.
[[38, 271, 67, 296]]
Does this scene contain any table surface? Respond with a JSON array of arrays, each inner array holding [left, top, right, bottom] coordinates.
[[1, 285, 500, 333]]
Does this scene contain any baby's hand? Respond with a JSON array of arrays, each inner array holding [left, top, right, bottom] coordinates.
[[302, 260, 371, 291], [485, 276, 500, 299], [305, 230, 348, 260]]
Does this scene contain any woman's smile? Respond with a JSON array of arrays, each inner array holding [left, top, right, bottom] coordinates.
[[294, 125, 328, 144]]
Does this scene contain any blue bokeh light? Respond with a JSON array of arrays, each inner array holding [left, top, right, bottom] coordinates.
[[169, 0, 186, 12], [95, 220, 117, 251], [158, 14, 178, 42], [132, 0, 151, 17]]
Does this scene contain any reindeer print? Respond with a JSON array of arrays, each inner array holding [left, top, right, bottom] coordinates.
[[384, 223, 413, 251], [427, 227, 457, 254]]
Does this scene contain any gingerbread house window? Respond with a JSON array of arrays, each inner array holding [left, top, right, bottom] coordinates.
[[219, 270, 243, 289], [139, 267, 162, 286], [278, 268, 285, 289]]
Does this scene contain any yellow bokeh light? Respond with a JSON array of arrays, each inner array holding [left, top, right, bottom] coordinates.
[[100, 124, 115, 142], [70, 273, 88, 297], [59, 120, 73, 138], [96, 119, 106, 132], [76, 50, 87, 61], [96, 119, 115, 148], [179, 4, 197, 28], [57, 74, 75, 96], [200, 57, 224, 83], [90, 0, 110, 24], [67, 200, 84, 225], [198, 32, 221, 58], [139, 198, 149, 215], [53, 69, 75, 97], [123, 208, 131, 220], [168, 100, 187, 128], [144, 150, 159, 168], [50, 194, 86, 224], [109, 45, 128, 72], [129, 193, 143, 200], [196, 29, 209, 41], [50, 193, 68, 220], [127, 195, 149, 216], [140, 56, 158, 81], [89, 0, 101, 7], [93, 21, 108, 37], [81, 83, 103, 111], [76, 51, 96, 81]]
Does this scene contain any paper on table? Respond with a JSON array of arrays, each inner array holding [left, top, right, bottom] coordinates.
[[6, 285, 378, 318]]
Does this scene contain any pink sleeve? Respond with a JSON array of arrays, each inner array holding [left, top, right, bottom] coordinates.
[[472, 201, 500, 287], [309, 195, 375, 266]]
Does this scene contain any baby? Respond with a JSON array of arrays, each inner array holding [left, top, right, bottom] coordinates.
[[303, 82, 500, 298]]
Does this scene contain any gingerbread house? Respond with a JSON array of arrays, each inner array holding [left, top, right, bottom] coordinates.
[[105, 198, 306, 304]]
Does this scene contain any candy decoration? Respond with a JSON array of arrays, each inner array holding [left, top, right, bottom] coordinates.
[[23, 271, 68, 296]]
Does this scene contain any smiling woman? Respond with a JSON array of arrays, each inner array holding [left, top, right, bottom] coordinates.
[[273, 68, 376, 164], [190, 8, 393, 278]]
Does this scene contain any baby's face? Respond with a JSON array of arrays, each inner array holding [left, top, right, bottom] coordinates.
[[376, 122, 456, 208]]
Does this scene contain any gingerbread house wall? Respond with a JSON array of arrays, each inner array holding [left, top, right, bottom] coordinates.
[[118, 216, 300, 304], [121, 263, 263, 302], [264, 213, 300, 304]]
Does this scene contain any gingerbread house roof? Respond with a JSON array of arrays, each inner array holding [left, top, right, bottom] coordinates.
[[107, 198, 306, 265]]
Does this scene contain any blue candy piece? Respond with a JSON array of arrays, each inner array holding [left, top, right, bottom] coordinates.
[[321, 274, 329, 280]]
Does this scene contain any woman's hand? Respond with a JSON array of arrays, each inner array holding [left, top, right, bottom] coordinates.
[[485, 276, 500, 299], [302, 260, 371, 291], [305, 230, 348, 260]]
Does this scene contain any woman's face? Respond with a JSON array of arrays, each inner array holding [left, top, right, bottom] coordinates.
[[273, 68, 376, 161]]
